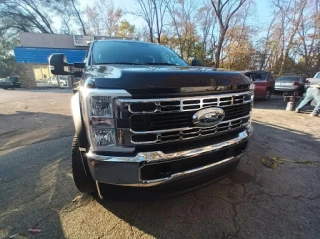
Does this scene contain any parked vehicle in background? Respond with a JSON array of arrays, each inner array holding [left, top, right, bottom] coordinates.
[[306, 72, 320, 90], [242, 70, 275, 100], [0, 76, 21, 89], [275, 75, 307, 96]]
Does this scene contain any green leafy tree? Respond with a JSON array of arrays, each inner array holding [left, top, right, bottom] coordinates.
[[0, 36, 19, 77]]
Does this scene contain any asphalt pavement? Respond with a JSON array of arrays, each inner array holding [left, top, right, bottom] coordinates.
[[0, 89, 319, 239]]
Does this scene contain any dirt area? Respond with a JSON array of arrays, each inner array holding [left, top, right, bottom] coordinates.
[[0, 89, 319, 239]]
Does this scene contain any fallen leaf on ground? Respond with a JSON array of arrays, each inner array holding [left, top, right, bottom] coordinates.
[[72, 195, 82, 202], [9, 233, 20, 238], [261, 157, 280, 168], [9, 233, 28, 239], [28, 228, 41, 233], [261, 156, 320, 169]]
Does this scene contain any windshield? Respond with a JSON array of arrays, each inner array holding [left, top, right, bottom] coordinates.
[[315, 72, 320, 78], [277, 76, 300, 82], [91, 41, 187, 66]]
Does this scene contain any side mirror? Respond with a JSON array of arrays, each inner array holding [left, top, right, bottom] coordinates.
[[49, 54, 69, 75], [191, 59, 202, 66]]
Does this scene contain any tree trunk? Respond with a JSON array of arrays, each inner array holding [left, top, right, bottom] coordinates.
[[71, 0, 87, 35], [153, 0, 161, 43], [215, 29, 226, 68], [279, 0, 307, 75], [149, 27, 153, 42]]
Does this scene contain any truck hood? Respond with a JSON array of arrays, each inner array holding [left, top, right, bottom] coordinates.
[[83, 65, 251, 96]]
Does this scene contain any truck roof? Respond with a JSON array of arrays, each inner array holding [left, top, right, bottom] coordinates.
[[92, 39, 155, 45]]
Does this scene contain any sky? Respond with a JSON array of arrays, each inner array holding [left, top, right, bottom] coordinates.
[[75, 0, 272, 30]]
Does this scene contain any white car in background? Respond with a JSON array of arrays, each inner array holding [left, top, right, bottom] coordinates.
[[306, 72, 320, 89]]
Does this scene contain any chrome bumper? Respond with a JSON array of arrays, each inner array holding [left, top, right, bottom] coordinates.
[[275, 86, 299, 91], [87, 125, 253, 187]]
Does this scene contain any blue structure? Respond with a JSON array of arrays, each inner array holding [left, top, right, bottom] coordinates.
[[14, 47, 87, 64]]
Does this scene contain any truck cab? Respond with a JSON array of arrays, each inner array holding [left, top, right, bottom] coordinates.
[[49, 40, 253, 197]]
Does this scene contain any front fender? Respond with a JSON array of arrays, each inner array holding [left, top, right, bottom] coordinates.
[[71, 92, 89, 149]]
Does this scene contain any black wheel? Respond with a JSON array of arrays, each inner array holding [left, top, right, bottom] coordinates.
[[72, 136, 96, 193], [264, 89, 272, 100]]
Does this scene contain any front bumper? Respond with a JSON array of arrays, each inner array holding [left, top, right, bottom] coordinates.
[[87, 125, 253, 187]]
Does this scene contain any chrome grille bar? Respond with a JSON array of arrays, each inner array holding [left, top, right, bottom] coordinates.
[[117, 116, 250, 146], [129, 116, 250, 145], [116, 91, 253, 114]]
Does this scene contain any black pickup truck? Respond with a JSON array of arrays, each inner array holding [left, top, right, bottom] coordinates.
[[49, 40, 253, 197]]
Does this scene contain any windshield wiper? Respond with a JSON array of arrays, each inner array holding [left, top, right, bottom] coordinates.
[[144, 63, 177, 66], [96, 62, 143, 65]]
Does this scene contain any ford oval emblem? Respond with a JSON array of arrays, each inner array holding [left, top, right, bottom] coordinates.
[[192, 108, 225, 127]]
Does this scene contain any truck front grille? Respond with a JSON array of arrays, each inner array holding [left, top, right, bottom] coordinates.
[[130, 103, 251, 132], [115, 91, 252, 146]]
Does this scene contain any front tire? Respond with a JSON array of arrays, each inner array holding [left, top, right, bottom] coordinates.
[[72, 136, 96, 193]]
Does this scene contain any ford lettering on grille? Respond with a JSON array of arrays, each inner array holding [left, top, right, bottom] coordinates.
[[192, 108, 225, 127]]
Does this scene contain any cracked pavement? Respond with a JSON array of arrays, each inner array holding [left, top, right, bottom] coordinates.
[[0, 89, 319, 239]]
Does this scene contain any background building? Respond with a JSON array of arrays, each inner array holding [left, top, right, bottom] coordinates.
[[14, 32, 133, 88]]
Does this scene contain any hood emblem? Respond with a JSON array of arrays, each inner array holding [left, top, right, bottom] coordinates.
[[192, 108, 225, 127]]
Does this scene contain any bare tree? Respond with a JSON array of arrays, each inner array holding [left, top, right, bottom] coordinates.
[[210, 0, 247, 67], [166, 0, 199, 59], [0, 0, 56, 33], [85, 0, 123, 36], [132, 0, 168, 43], [272, 0, 307, 74], [152, 0, 168, 43], [71, 0, 87, 35], [132, 0, 155, 42], [195, 2, 217, 61], [85, 5, 102, 35], [100, 0, 123, 37]]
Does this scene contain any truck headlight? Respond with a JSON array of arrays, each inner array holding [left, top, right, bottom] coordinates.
[[89, 96, 113, 117], [92, 128, 116, 146], [81, 88, 132, 151]]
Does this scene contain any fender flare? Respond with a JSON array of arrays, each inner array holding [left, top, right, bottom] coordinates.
[[71, 92, 89, 149]]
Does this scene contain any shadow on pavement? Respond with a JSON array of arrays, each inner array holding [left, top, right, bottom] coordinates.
[[95, 120, 320, 238], [0, 112, 76, 238], [253, 94, 287, 110], [0, 135, 75, 239], [0, 111, 74, 151], [6, 88, 73, 94], [253, 93, 315, 112]]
